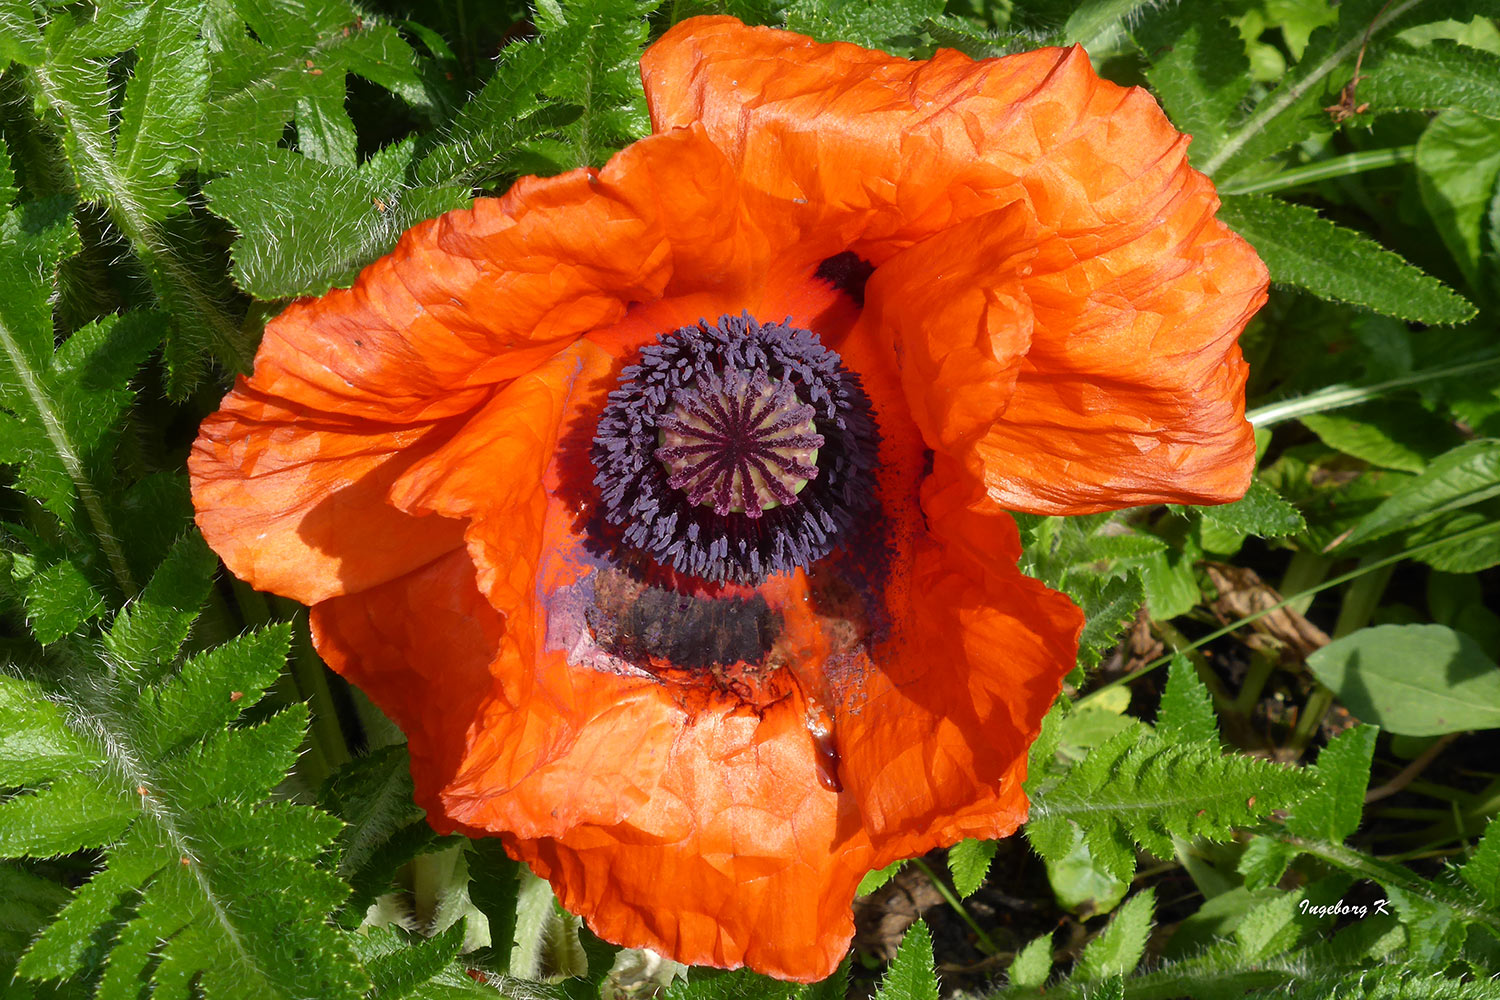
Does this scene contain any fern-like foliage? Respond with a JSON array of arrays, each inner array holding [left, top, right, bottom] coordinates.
[[1027, 723, 1315, 884], [2, 540, 367, 998]]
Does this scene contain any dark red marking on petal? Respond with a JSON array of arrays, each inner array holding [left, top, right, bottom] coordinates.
[[814, 252, 875, 308]]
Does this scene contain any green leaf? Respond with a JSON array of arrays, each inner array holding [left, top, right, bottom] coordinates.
[[1415, 109, 1500, 292], [1217, 195, 1476, 325], [204, 145, 468, 299], [1042, 823, 1130, 916], [1363, 40, 1500, 120], [1074, 888, 1155, 982], [23, 560, 106, 644], [784, 0, 942, 53], [1134, 6, 1251, 170], [1061, 0, 1148, 45], [1342, 440, 1500, 546], [105, 531, 217, 676], [0, 674, 101, 786], [1156, 654, 1219, 746], [112, 0, 209, 221], [947, 839, 997, 899], [1306, 624, 1500, 735], [1074, 574, 1144, 670], [1301, 401, 1463, 473], [875, 920, 939, 1000], [664, 968, 806, 1000], [1200, 479, 1305, 538], [1028, 727, 1313, 883], [0, 0, 42, 67], [1237, 836, 1296, 890], [320, 745, 442, 919], [857, 858, 906, 896], [1285, 725, 1378, 842], [1459, 814, 1500, 908], [364, 922, 467, 1000], [1007, 933, 1054, 990], [198, 0, 436, 171], [1140, 548, 1200, 621]]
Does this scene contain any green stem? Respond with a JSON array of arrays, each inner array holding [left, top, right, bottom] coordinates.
[[1247, 354, 1500, 428], [1076, 520, 1498, 708], [1218, 146, 1415, 196], [910, 858, 1000, 955], [1278, 550, 1331, 616], [280, 601, 350, 778], [1232, 650, 1278, 717]]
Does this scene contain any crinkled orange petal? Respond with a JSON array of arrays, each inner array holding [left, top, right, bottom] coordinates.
[[505, 691, 869, 982], [189, 390, 469, 604], [644, 18, 1265, 513], [808, 324, 1082, 847], [969, 172, 1264, 513], [644, 21, 1190, 261], [192, 125, 766, 603]]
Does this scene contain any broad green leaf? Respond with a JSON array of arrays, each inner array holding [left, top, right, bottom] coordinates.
[[1415, 109, 1500, 292], [1363, 39, 1500, 120], [23, 559, 106, 644], [1403, 508, 1500, 574], [1156, 654, 1219, 746], [1343, 440, 1500, 546], [1285, 725, 1378, 842], [664, 968, 805, 1000], [1008, 933, 1054, 990], [1042, 823, 1130, 915], [1234, 892, 1302, 963], [947, 838, 997, 898], [1217, 195, 1475, 325], [1306, 624, 1500, 735], [1134, 6, 1251, 167], [1302, 401, 1463, 473], [1074, 888, 1155, 981], [1140, 549, 1199, 621], [1200, 479, 1305, 537], [875, 920, 939, 1000]]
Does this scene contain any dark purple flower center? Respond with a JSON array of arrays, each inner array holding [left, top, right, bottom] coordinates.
[[590, 314, 878, 585]]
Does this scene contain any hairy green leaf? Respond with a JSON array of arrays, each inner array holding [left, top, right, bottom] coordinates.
[[1363, 39, 1500, 120], [947, 838, 997, 899], [23, 559, 106, 643], [1217, 195, 1475, 325], [875, 920, 939, 1000], [1306, 624, 1500, 735], [1156, 654, 1219, 747], [106, 532, 218, 677], [1200, 479, 1305, 538], [1134, 5, 1250, 168], [1028, 727, 1313, 882], [1008, 933, 1054, 990], [1074, 888, 1154, 982], [1301, 401, 1463, 474], [1285, 725, 1377, 842], [1460, 814, 1500, 908]]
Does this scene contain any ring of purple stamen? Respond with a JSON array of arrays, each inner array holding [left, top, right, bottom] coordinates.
[[590, 313, 878, 585]]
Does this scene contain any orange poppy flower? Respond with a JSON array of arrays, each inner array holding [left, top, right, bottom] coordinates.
[[190, 16, 1265, 982]]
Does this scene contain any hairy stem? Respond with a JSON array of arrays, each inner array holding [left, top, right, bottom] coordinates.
[[1247, 353, 1500, 427]]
